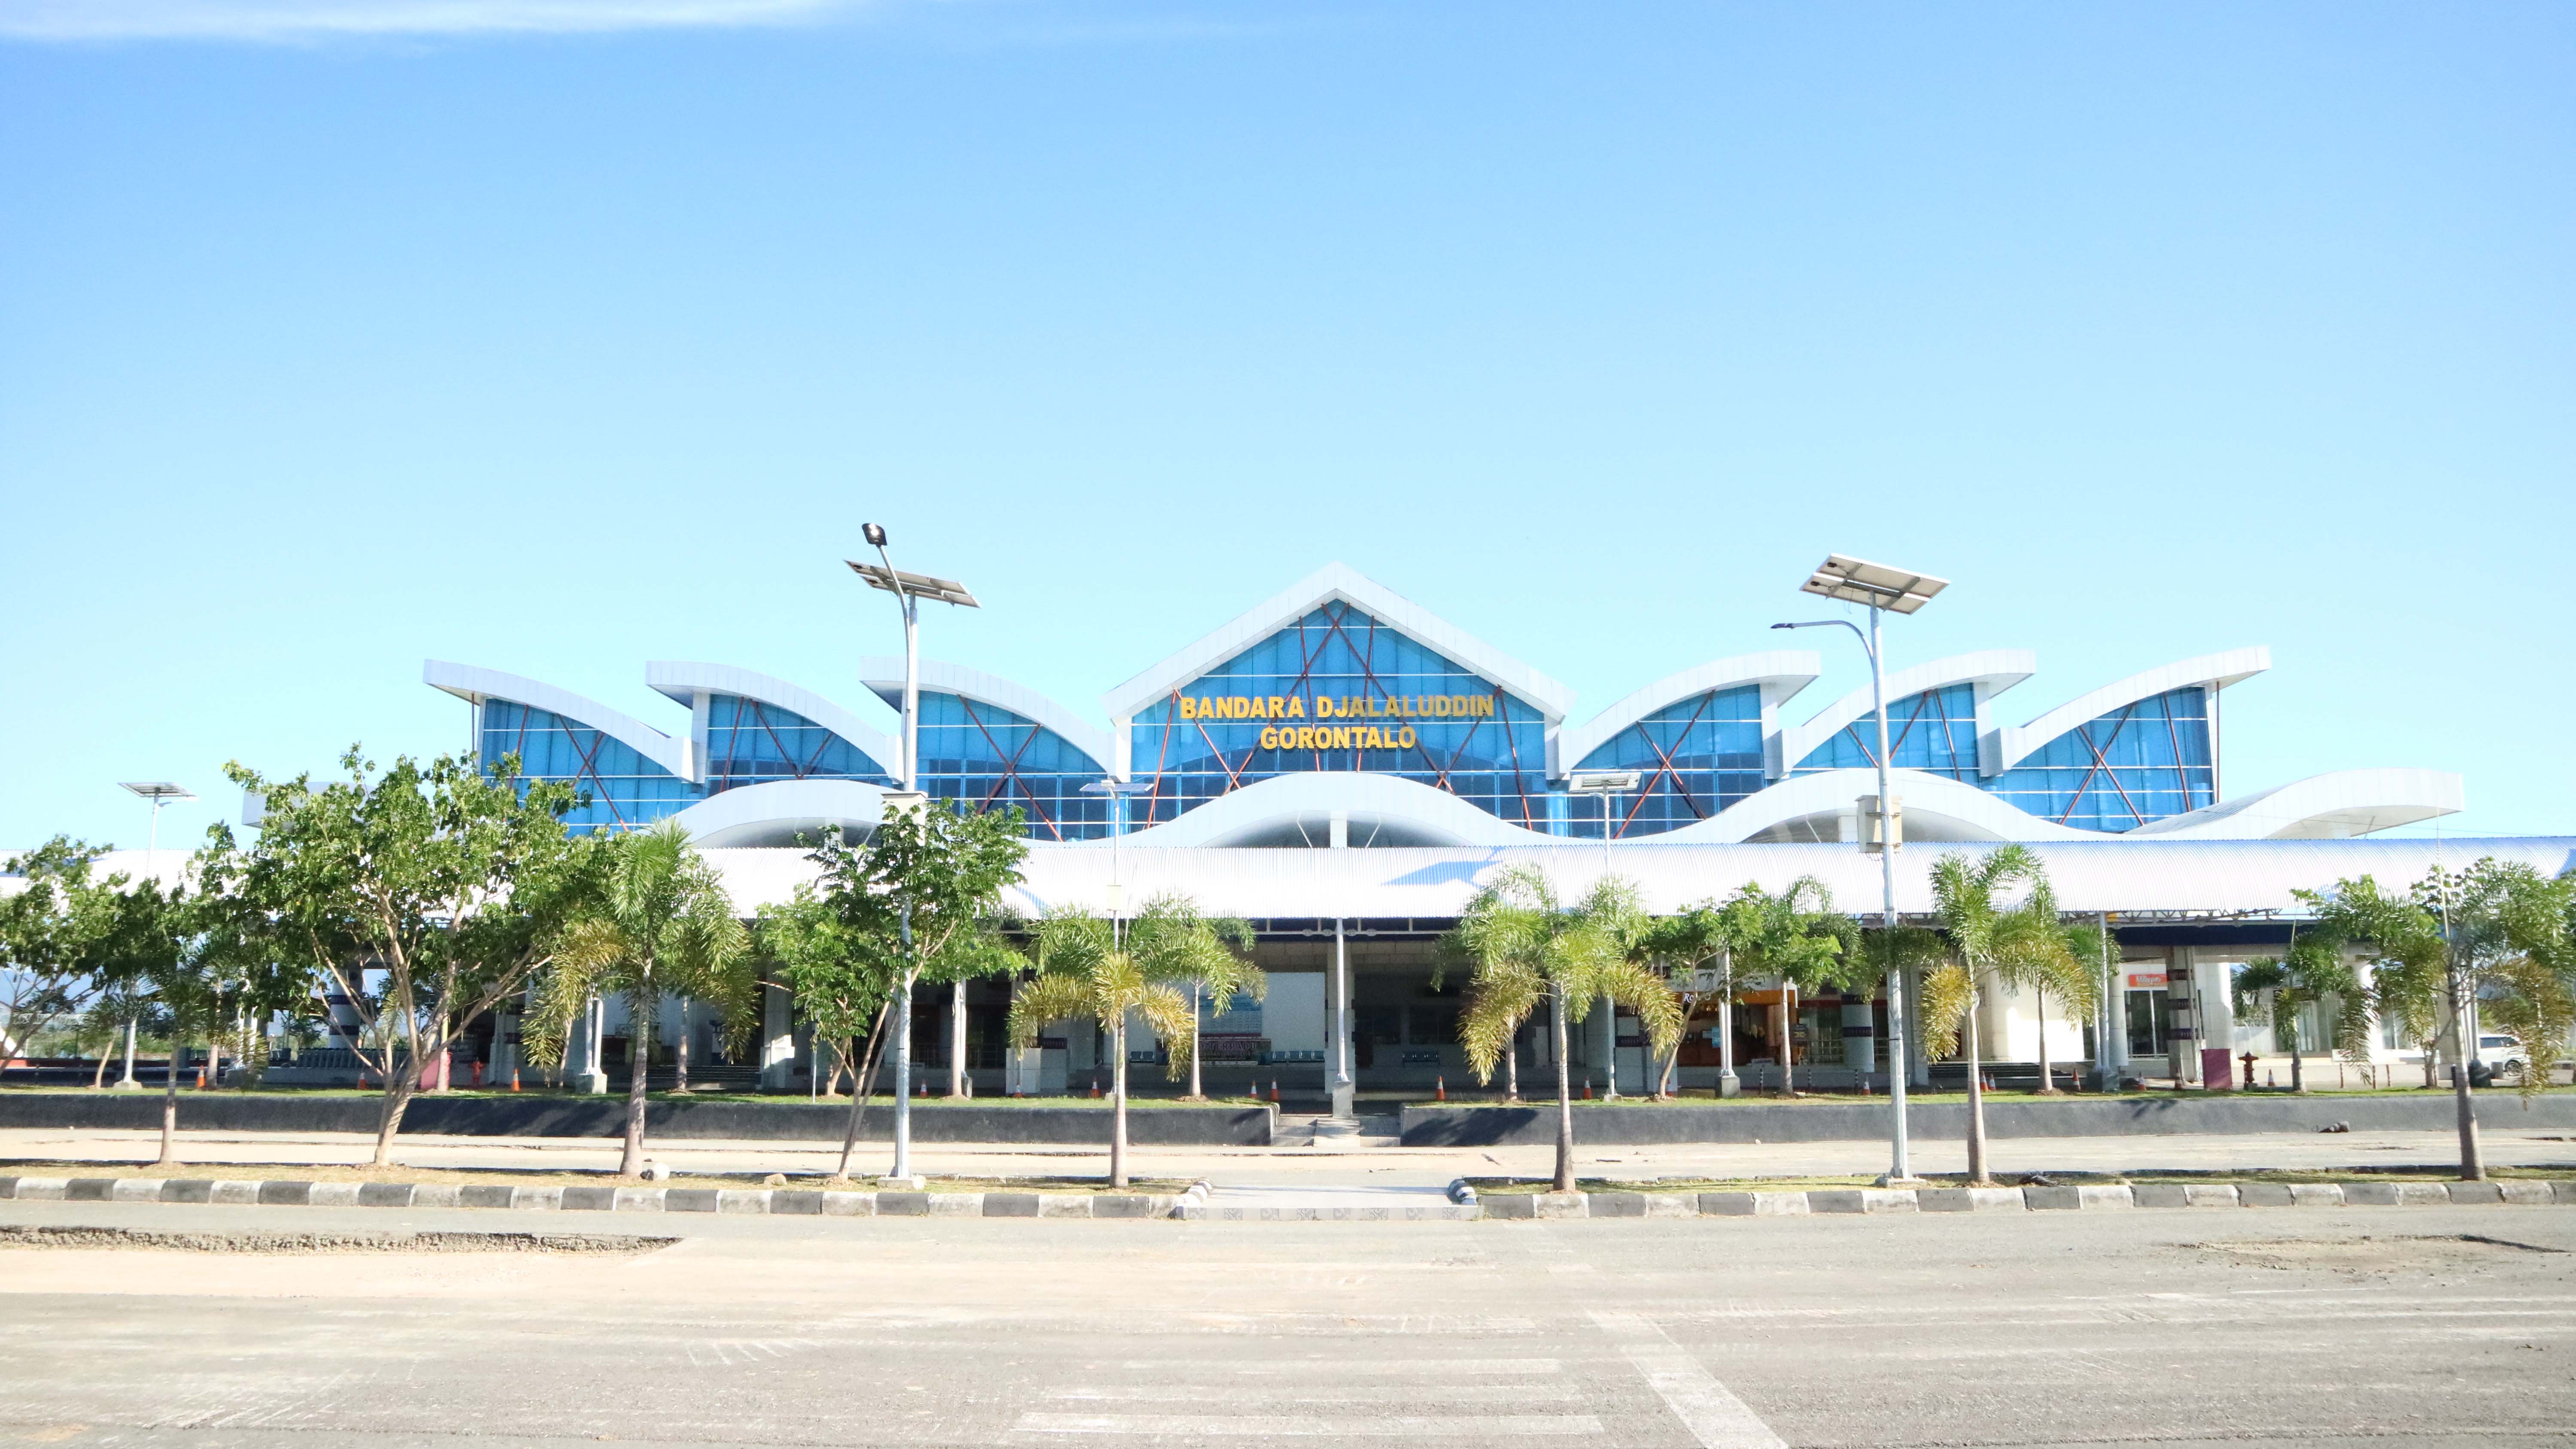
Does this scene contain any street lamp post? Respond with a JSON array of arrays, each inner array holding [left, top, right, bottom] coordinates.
[[848, 526, 980, 1182], [116, 783, 194, 1091], [1567, 769, 1640, 1097], [1774, 554, 1947, 1186], [1080, 779, 1156, 1097]]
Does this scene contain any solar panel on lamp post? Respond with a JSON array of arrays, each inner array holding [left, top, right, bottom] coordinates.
[[1773, 554, 1947, 1187], [846, 527, 978, 1182], [1566, 769, 1641, 1099], [115, 783, 193, 1090]]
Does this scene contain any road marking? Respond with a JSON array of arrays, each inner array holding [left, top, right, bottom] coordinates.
[[1590, 1312, 1786, 1449], [1015, 1413, 1603, 1436], [1050, 1383, 1580, 1405], [1214, 1358, 1563, 1377]]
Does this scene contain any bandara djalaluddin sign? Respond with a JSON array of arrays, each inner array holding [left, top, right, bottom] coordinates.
[[1178, 691, 1498, 753]]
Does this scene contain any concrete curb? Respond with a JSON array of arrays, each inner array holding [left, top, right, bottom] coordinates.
[[2, 1174, 2570, 1222], [0, 1175, 1179, 1219]]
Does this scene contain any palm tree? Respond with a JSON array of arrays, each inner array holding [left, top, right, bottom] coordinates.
[[1859, 922, 1947, 1090], [1133, 896, 1260, 1100], [532, 821, 748, 1179], [2233, 927, 2364, 1094], [1715, 878, 1855, 1097], [1006, 897, 1214, 1188], [1923, 845, 2074, 1185], [1450, 866, 1678, 1192]]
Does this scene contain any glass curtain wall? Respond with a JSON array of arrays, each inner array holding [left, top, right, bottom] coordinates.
[[1789, 683, 1983, 781], [1987, 686, 2214, 831], [906, 691, 1112, 841], [1569, 685, 1767, 837], [701, 695, 894, 793], [477, 699, 698, 833], [1127, 602, 1555, 831]]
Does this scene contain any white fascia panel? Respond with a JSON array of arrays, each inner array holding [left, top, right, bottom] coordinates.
[[1660, 767, 2094, 845], [1986, 646, 2269, 776], [423, 661, 699, 782], [667, 778, 890, 849], [2125, 768, 2464, 841], [644, 662, 901, 778], [1557, 652, 1823, 779], [855, 656, 1118, 777], [1101, 771, 1555, 849], [1097, 563, 1579, 726], [1771, 649, 2038, 782]]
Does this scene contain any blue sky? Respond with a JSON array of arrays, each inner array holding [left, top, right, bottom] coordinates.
[[2, 0, 2569, 852]]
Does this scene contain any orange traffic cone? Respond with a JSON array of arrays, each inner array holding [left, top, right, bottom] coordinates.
[[1582, 1079, 1593, 1100], [1436, 1076, 1446, 1102], [510, 1068, 521, 1092], [1270, 1080, 1280, 1104], [194, 1067, 205, 1091]]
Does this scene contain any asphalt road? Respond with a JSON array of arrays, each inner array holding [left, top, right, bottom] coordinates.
[[3, 1199, 2573, 1446]]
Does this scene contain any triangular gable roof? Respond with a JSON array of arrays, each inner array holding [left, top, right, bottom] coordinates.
[[1099, 563, 1578, 724]]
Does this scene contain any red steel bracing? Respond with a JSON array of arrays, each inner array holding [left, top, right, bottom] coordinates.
[[560, 724, 631, 830], [2163, 694, 2198, 812], [1615, 690, 1719, 836], [2056, 704, 2149, 827], [957, 697, 1065, 841]]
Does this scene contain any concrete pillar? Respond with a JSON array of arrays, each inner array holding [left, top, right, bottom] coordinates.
[[1841, 997, 1876, 1077], [578, 997, 609, 1095], [759, 982, 796, 1091], [2167, 949, 2199, 1084]]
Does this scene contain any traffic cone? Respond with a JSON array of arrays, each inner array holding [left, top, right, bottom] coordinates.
[[194, 1067, 205, 1091], [1270, 1079, 1280, 1104], [1436, 1076, 1446, 1102], [510, 1069, 521, 1092], [1583, 1079, 1593, 1100]]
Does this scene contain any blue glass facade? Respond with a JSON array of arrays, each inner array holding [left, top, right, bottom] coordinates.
[[1570, 685, 1767, 838], [1791, 683, 1982, 781], [702, 695, 894, 793], [890, 690, 1112, 842], [478, 700, 698, 833], [1987, 686, 2214, 831], [1128, 602, 1555, 831]]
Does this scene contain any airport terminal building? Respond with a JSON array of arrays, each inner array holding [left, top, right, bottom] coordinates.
[[423, 564, 2555, 1098]]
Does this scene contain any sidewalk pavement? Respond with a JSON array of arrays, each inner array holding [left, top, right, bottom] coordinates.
[[6, 1124, 2571, 1187]]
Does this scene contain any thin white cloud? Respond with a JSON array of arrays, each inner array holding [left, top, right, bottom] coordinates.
[[0, 0, 852, 41]]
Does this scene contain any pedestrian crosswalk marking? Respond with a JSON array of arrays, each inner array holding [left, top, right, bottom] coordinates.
[[1590, 1311, 1786, 1449], [1015, 1412, 1605, 1437], [1049, 1382, 1580, 1405]]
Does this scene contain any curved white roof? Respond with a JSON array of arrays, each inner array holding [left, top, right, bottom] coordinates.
[[645, 662, 899, 777], [855, 657, 1116, 776], [1773, 649, 2038, 779], [668, 778, 889, 849], [1661, 767, 2094, 845], [1098, 563, 1578, 725], [1556, 651, 1822, 776], [1989, 647, 2269, 774], [694, 836, 2576, 922], [1105, 771, 1551, 849], [425, 661, 698, 782], [2127, 768, 2463, 840]]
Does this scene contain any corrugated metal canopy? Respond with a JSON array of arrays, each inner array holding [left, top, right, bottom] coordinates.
[[702, 837, 2576, 924]]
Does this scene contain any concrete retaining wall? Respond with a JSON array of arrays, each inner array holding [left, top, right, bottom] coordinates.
[[1399, 1092, 2576, 1146], [0, 1092, 1274, 1146]]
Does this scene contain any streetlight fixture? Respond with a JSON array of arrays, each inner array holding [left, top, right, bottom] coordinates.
[[115, 782, 194, 1090], [1078, 779, 1156, 1100], [846, 525, 978, 1184], [1773, 553, 1947, 1186], [1566, 769, 1641, 1097]]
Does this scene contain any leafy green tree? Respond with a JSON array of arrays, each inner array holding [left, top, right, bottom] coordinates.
[[1713, 878, 1858, 1098], [812, 802, 1029, 1182], [0, 838, 113, 1067], [1923, 845, 2075, 1185], [1859, 923, 1948, 1090], [528, 820, 747, 1179], [1007, 905, 1197, 1188], [757, 874, 902, 1181], [1640, 903, 1732, 1100], [220, 748, 595, 1166], [2303, 859, 2575, 1179], [2231, 928, 2365, 1094], [1448, 866, 1679, 1192]]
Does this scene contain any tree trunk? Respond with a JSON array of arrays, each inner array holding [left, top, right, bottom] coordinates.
[[675, 999, 692, 1094], [1187, 985, 1204, 1100], [373, 1074, 415, 1167], [2449, 971, 2484, 1181], [949, 980, 967, 1098], [1965, 985, 1990, 1185], [91, 1044, 109, 1090], [1552, 983, 1575, 1193], [2289, 1016, 2306, 1094], [1504, 1023, 1519, 1103], [2035, 983, 2056, 1093], [832, 1001, 894, 1182], [155, 1034, 181, 1166], [1778, 988, 1798, 1097], [619, 992, 651, 1179], [1110, 1014, 1130, 1189], [204, 1031, 220, 1093]]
